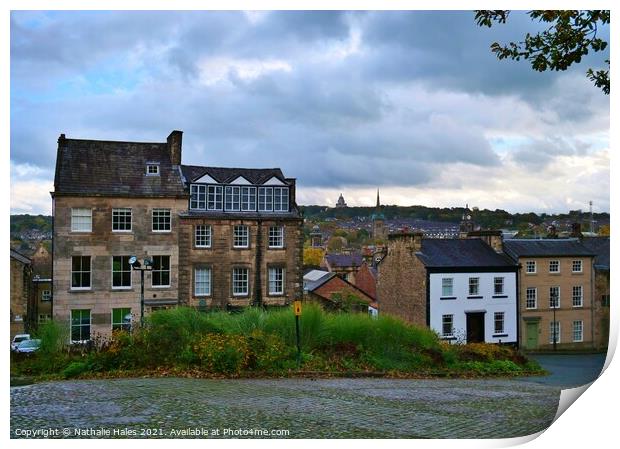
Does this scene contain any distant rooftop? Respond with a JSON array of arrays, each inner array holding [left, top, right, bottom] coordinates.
[[504, 239, 596, 259], [417, 239, 515, 268]]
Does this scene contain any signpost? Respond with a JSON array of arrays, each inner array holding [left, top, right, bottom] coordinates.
[[294, 301, 302, 368]]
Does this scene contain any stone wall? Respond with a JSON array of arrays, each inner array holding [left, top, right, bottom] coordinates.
[[376, 234, 427, 327], [592, 269, 610, 349], [178, 217, 303, 309], [10, 256, 31, 337], [53, 195, 186, 338]]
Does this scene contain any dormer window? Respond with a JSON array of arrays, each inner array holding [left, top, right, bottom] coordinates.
[[146, 163, 160, 176]]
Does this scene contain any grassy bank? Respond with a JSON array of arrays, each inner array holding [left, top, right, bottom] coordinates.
[[11, 305, 544, 380]]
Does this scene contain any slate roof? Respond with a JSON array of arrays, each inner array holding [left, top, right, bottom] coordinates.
[[181, 165, 288, 185], [581, 237, 610, 270], [503, 239, 596, 260], [10, 249, 31, 265], [54, 137, 186, 197], [303, 271, 337, 292], [325, 253, 364, 268], [417, 239, 516, 268]]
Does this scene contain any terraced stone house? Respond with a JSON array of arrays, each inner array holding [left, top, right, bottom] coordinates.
[[504, 239, 596, 350], [52, 131, 302, 341]]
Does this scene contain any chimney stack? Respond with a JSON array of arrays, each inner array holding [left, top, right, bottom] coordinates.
[[467, 230, 504, 254], [167, 130, 183, 165], [388, 231, 423, 252]]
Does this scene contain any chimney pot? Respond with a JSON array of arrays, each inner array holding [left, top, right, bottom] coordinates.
[[167, 130, 183, 165]]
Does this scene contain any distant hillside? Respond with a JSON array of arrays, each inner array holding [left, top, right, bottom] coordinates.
[[299, 205, 609, 231], [10, 214, 53, 234]]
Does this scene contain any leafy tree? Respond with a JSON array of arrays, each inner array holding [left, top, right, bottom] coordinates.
[[598, 224, 610, 236], [303, 247, 325, 267], [475, 10, 610, 94]]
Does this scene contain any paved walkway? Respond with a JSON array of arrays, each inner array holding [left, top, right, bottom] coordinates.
[[11, 377, 559, 439]]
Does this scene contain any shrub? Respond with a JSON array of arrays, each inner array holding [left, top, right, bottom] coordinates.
[[246, 330, 294, 371], [62, 361, 89, 379], [193, 333, 250, 374]]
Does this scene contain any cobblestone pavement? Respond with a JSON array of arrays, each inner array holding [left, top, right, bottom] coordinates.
[[11, 377, 559, 439]]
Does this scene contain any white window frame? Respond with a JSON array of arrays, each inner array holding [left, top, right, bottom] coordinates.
[[71, 256, 91, 290], [146, 164, 160, 176], [112, 208, 132, 232], [71, 208, 92, 232], [273, 187, 289, 212], [194, 267, 212, 297], [549, 260, 560, 273], [525, 260, 536, 274], [468, 277, 480, 296], [549, 321, 561, 344], [111, 308, 132, 332], [233, 225, 249, 248], [111, 256, 132, 290], [572, 320, 583, 342], [442, 314, 454, 338], [71, 309, 91, 343], [549, 286, 560, 309], [268, 226, 284, 248], [258, 187, 273, 212], [151, 255, 171, 288], [268, 266, 285, 295], [572, 260, 583, 273], [493, 277, 504, 295], [232, 267, 249, 296], [190, 185, 207, 210], [441, 278, 454, 297], [225, 186, 241, 211], [195, 225, 212, 248], [525, 287, 537, 309], [241, 186, 257, 211], [152, 208, 171, 232], [39, 314, 51, 324], [572, 285, 583, 308], [41, 290, 52, 301], [493, 312, 505, 335], [207, 185, 223, 210]]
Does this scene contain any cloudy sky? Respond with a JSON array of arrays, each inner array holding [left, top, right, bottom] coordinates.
[[10, 10, 610, 215]]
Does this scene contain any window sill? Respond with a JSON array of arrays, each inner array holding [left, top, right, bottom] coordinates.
[[111, 287, 133, 291], [525, 272, 537, 275], [194, 294, 211, 298], [467, 295, 483, 299], [194, 246, 212, 250], [268, 246, 285, 250], [492, 333, 509, 338], [70, 288, 92, 292], [571, 272, 583, 274], [441, 336, 457, 341], [151, 285, 171, 289], [572, 305, 583, 308], [70, 231, 92, 234], [233, 246, 250, 250], [268, 293, 285, 297], [439, 296, 457, 300], [549, 272, 561, 275], [112, 230, 133, 234], [152, 230, 172, 234], [492, 295, 508, 298]]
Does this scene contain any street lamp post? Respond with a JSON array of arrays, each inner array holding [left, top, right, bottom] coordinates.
[[129, 257, 153, 328]]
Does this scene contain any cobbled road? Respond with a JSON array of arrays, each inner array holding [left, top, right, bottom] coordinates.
[[11, 377, 559, 439]]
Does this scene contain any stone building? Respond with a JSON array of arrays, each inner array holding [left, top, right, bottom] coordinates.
[[371, 189, 387, 243], [322, 253, 364, 284], [377, 232, 518, 343], [52, 130, 302, 341], [177, 165, 303, 309], [31, 243, 53, 326], [504, 239, 596, 350], [10, 249, 32, 338], [335, 193, 347, 208], [580, 237, 609, 349]]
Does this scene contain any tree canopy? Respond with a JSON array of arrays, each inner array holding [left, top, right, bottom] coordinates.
[[475, 10, 610, 94]]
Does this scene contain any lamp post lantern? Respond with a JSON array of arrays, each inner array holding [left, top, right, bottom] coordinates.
[[129, 256, 153, 327]]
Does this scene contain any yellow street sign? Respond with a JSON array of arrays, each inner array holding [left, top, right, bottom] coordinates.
[[294, 300, 302, 316]]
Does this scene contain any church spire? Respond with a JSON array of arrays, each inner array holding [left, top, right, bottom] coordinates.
[[376, 188, 380, 208]]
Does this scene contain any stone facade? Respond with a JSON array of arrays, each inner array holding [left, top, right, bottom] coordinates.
[[178, 217, 303, 308], [376, 233, 427, 327], [52, 195, 186, 338], [592, 269, 610, 349], [517, 256, 595, 350], [10, 250, 32, 338]]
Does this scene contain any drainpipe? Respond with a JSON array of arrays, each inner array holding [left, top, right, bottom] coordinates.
[[254, 219, 263, 307], [591, 257, 595, 349]]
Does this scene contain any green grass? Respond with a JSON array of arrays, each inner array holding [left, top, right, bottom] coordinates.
[[11, 305, 543, 379]]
